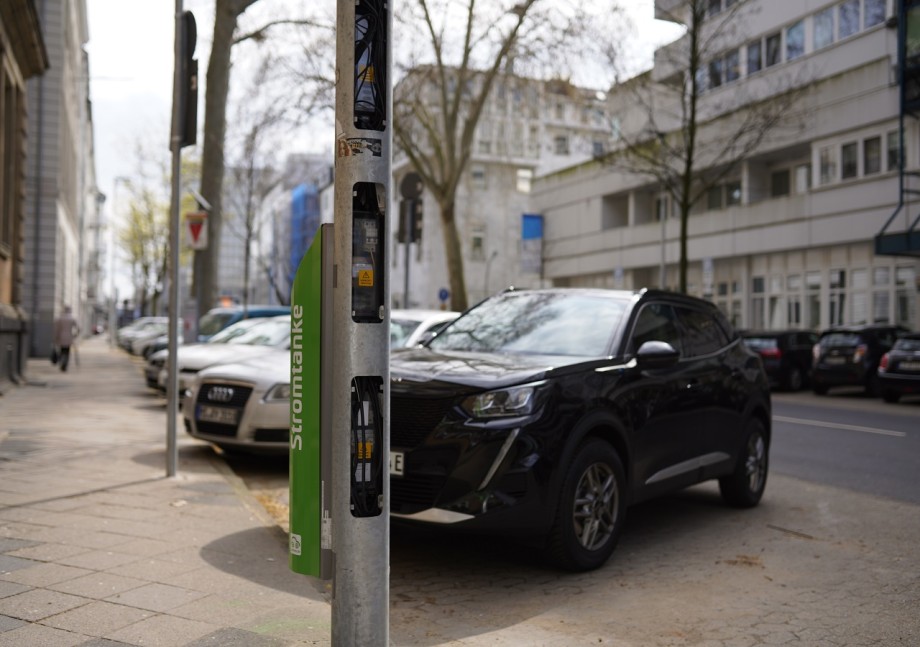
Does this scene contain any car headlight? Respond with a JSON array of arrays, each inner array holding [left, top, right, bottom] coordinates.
[[461, 381, 545, 419], [264, 383, 291, 402]]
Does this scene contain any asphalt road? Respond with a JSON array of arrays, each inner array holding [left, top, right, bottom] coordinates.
[[771, 388, 920, 505]]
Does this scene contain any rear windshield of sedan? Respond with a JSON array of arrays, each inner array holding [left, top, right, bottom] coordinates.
[[743, 337, 779, 351], [893, 337, 920, 351], [227, 318, 290, 347], [428, 292, 628, 356], [820, 333, 863, 347]]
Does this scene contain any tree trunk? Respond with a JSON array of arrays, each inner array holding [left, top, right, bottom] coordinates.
[[196, 0, 258, 313], [439, 199, 468, 312]]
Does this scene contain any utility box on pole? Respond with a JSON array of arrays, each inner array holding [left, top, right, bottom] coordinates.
[[289, 1, 391, 644]]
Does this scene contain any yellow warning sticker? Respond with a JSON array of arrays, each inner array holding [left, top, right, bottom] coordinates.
[[358, 269, 374, 287]]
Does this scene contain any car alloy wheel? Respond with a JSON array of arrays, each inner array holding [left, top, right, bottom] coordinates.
[[719, 419, 769, 508], [548, 438, 626, 571]]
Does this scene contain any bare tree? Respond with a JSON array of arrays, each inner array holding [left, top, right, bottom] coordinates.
[[119, 182, 168, 316], [196, 0, 334, 312], [602, 0, 808, 293], [223, 57, 285, 310], [393, 0, 620, 312]]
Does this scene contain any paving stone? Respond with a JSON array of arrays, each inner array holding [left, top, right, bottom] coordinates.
[[184, 627, 290, 646], [0, 588, 90, 621], [0, 614, 26, 632], [57, 550, 140, 571], [49, 572, 147, 599], [7, 542, 92, 563], [1, 562, 92, 587], [105, 613, 217, 647], [0, 622, 90, 647], [0, 582, 29, 599], [0, 538, 38, 553], [0, 554, 39, 574], [40, 600, 152, 635], [105, 583, 207, 613]]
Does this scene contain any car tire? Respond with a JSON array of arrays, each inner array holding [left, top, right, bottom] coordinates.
[[784, 366, 803, 392], [865, 374, 880, 397], [719, 419, 769, 508], [547, 438, 626, 572], [882, 390, 901, 403]]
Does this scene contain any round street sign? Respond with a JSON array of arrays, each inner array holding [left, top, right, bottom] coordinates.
[[400, 172, 423, 199], [438, 288, 450, 303]]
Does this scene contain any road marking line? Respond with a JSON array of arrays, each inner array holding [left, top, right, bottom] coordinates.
[[773, 415, 907, 438]]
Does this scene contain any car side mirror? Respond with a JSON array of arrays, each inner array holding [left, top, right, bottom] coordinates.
[[636, 340, 680, 369]]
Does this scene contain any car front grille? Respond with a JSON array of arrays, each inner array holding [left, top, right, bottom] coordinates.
[[196, 422, 238, 437], [390, 395, 454, 448], [195, 384, 253, 408], [390, 473, 448, 514]]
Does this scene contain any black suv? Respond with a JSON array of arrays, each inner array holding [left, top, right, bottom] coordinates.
[[389, 288, 771, 571], [741, 330, 819, 391], [811, 325, 909, 396]]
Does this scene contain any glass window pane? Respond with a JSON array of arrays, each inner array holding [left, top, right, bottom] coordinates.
[[863, 136, 881, 174], [852, 268, 868, 290], [747, 40, 762, 74], [771, 169, 791, 196], [873, 266, 890, 286], [839, 0, 860, 38], [709, 58, 723, 88], [786, 21, 805, 60], [820, 146, 837, 184], [708, 185, 723, 210], [864, 0, 886, 28], [726, 180, 742, 205], [841, 142, 858, 179], [765, 33, 782, 66], [887, 130, 901, 171], [725, 49, 740, 82], [815, 7, 835, 48], [795, 164, 811, 193]]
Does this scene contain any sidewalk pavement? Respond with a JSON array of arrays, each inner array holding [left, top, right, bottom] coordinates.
[[0, 336, 332, 647]]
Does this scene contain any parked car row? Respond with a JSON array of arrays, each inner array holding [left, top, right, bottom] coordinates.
[[741, 324, 918, 403]]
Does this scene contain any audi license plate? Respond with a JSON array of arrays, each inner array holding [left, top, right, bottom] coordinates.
[[390, 451, 404, 477], [197, 405, 239, 425], [825, 357, 846, 365]]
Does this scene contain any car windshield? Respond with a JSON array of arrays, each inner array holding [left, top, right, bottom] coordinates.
[[893, 337, 920, 351], [228, 318, 290, 347], [199, 312, 236, 336], [391, 319, 422, 348], [821, 332, 862, 347], [207, 318, 265, 344], [743, 337, 778, 351], [428, 291, 628, 356]]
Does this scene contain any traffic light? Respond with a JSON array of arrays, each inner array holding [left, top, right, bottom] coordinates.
[[179, 11, 198, 148]]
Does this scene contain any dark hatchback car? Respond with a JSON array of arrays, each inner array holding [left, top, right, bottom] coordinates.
[[389, 288, 771, 571], [811, 325, 908, 396], [877, 333, 920, 403], [741, 330, 819, 391]]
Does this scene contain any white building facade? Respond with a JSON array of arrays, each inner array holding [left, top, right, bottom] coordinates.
[[392, 75, 613, 309], [531, 0, 920, 332]]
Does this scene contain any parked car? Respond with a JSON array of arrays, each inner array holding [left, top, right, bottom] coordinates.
[[389, 287, 771, 571], [741, 330, 818, 391], [811, 325, 908, 396], [153, 315, 291, 394], [877, 333, 920, 403], [144, 317, 270, 390], [183, 348, 290, 454], [116, 317, 168, 351], [197, 305, 290, 342], [129, 322, 171, 356], [390, 309, 460, 348]]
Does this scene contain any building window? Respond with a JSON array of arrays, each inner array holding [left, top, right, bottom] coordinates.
[[895, 266, 917, 327], [707, 0, 722, 16], [707, 185, 724, 210], [765, 32, 782, 67], [725, 50, 740, 82], [795, 163, 812, 193], [806, 271, 822, 329], [747, 40, 762, 74], [864, 0, 886, 28], [655, 195, 670, 222], [839, 0, 860, 38], [820, 146, 838, 184], [554, 135, 570, 155], [814, 7, 835, 49], [841, 142, 858, 179], [887, 130, 901, 171], [470, 227, 485, 261], [829, 269, 847, 326], [786, 21, 805, 60], [873, 266, 891, 323], [864, 136, 881, 175], [851, 268, 869, 324], [516, 168, 532, 193], [751, 276, 766, 329], [726, 180, 742, 205], [771, 169, 791, 197], [709, 58, 723, 88], [471, 164, 487, 188], [787, 274, 802, 327]]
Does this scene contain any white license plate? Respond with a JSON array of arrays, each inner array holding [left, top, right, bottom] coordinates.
[[900, 361, 920, 371], [825, 357, 847, 365], [197, 405, 239, 425], [390, 451, 404, 477]]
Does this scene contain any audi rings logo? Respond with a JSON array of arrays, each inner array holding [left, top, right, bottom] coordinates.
[[207, 386, 235, 403]]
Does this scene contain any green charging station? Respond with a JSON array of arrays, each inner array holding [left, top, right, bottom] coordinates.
[[289, 223, 334, 580]]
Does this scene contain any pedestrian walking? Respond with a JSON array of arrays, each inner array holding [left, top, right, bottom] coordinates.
[[52, 305, 80, 372]]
